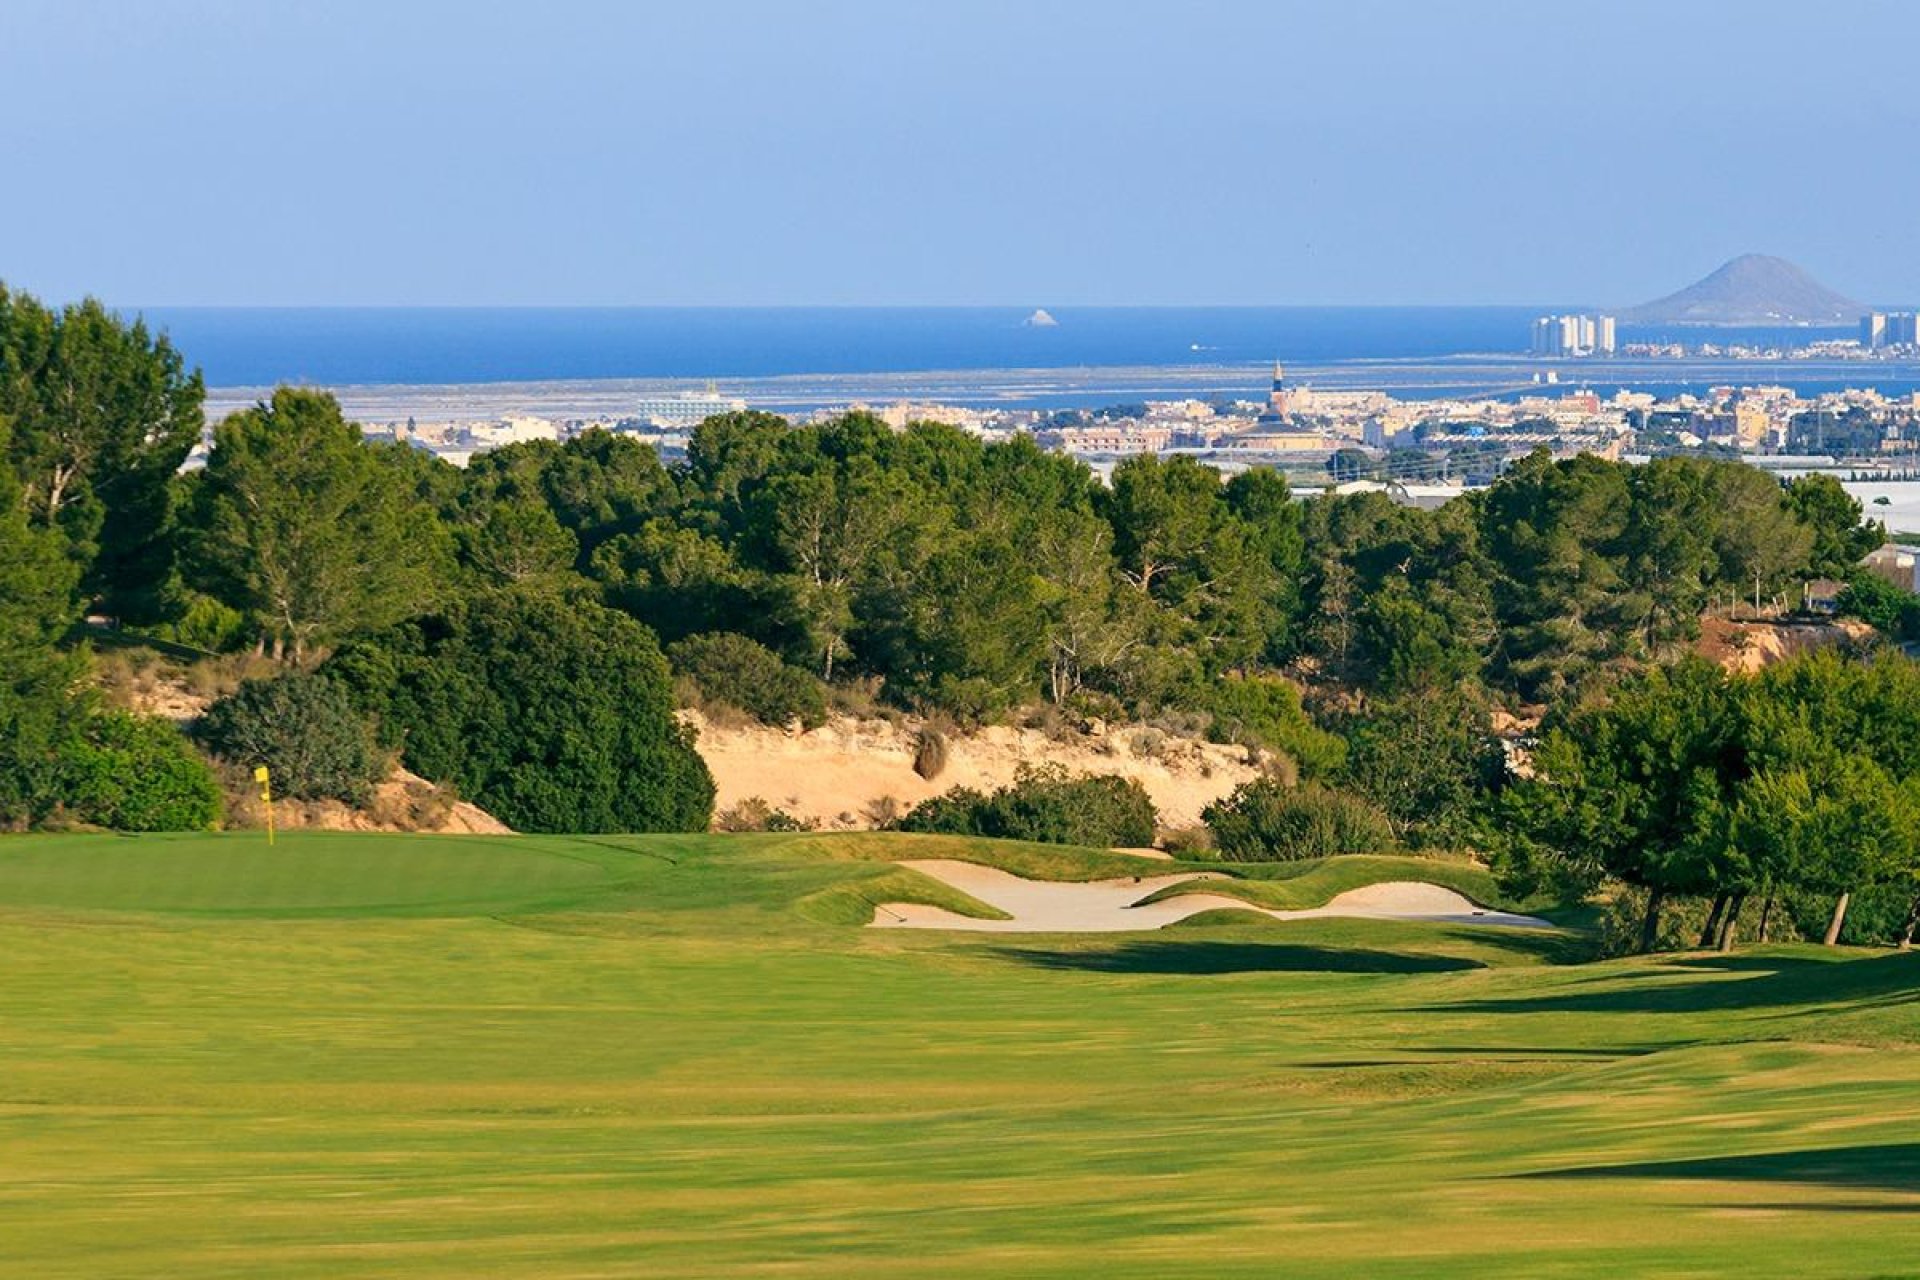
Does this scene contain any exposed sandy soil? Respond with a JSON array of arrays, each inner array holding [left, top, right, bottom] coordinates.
[[226, 767, 513, 835], [687, 711, 1260, 831], [871, 861, 1555, 933], [1696, 616, 1871, 674]]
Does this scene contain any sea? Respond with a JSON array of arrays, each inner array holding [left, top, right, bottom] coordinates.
[[131, 306, 1920, 417]]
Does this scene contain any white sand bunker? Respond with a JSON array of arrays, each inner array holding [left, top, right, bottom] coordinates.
[[871, 859, 1554, 933]]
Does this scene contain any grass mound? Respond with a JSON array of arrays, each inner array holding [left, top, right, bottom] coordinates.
[[796, 866, 1011, 926]]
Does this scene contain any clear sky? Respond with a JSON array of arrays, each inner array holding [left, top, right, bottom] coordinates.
[[3, 0, 1916, 307]]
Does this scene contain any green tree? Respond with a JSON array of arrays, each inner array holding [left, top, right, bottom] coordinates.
[[668, 631, 827, 729], [1617, 456, 1720, 649], [1498, 659, 1743, 950], [1102, 453, 1275, 672], [1033, 509, 1133, 705], [1739, 651, 1920, 942], [1480, 451, 1634, 698], [1787, 472, 1881, 578], [327, 589, 713, 833], [1736, 757, 1919, 945], [1342, 687, 1495, 845], [1706, 460, 1814, 611], [187, 389, 455, 662], [1835, 571, 1920, 641], [861, 531, 1047, 719], [743, 417, 915, 679], [1222, 466, 1304, 657], [1296, 490, 1491, 691], [537, 430, 676, 560], [452, 446, 578, 586], [0, 287, 205, 618], [682, 411, 790, 536], [591, 519, 773, 646], [0, 420, 87, 825]]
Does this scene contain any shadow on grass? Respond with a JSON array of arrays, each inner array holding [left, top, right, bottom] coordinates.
[[1518, 1143, 1920, 1194], [1430, 925, 1596, 966], [994, 941, 1483, 976], [1422, 952, 1920, 1016]]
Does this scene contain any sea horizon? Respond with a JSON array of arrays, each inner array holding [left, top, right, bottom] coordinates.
[[124, 304, 1866, 391]]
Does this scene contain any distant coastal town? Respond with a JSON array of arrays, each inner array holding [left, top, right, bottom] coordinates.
[[182, 254, 1920, 524]]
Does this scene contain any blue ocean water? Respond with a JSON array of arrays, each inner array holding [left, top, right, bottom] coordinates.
[[132, 306, 1850, 388]]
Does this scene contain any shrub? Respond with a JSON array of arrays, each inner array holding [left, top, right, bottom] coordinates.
[[1159, 824, 1216, 859], [140, 588, 253, 654], [197, 672, 386, 804], [715, 796, 816, 832], [668, 631, 827, 730], [327, 589, 714, 833], [900, 766, 1157, 848], [60, 711, 222, 831], [1129, 728, 1167, 760], [897, 785, 992, 836], [1836, 571, 1920, 641], [912, 726, 950, 780], [1205, 677, 1347, 779], [1339, 688, 1498, 846], [1202, 778, 1396, 862]]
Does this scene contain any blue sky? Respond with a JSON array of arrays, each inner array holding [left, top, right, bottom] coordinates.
[[3, 0, 1915, 307]]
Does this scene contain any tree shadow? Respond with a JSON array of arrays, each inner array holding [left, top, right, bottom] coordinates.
[[1728, 1201, 1920, 1214], [1428, 925, 1596, 966], [994, 941, 1484, 976], [1516, 1143, 1920, 1194], [1418, 952, 1920, 1016]]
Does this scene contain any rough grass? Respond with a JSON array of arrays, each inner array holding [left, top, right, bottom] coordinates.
[[2, 830, 1919, 1278]]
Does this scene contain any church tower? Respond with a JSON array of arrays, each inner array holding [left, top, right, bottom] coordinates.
[[1257, 360, 1288, 424]]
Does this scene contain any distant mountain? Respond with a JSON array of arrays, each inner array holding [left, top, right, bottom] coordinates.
[[1622, 254, 1864, 325]]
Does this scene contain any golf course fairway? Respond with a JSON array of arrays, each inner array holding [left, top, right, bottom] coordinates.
[[3, 830, 1918, 1277]]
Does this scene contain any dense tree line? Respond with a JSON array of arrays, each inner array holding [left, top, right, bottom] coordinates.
[[1498, 653, 1920, 951], [4, 285, 1917, 861]]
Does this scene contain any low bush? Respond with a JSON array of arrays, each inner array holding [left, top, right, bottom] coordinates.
[[1204, 676, 1347, 779], [1158, 824, 1216, 859], [1202, 778, 1396, 862], [61, 711, 222, 831], [139, 588, 254, 654], [714, 795, 816, 832], [899, 766, 1157, 848], [668, 631, 827, 730], [861, 794, 903, 827], [197, 672, 386, 804], [912, 726, 950, 780]]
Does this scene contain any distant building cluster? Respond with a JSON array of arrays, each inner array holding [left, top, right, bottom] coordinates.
[[1530, 313, 1617, 357], [287, 346, 1920, 511], [1861, 312, 1920, 350]]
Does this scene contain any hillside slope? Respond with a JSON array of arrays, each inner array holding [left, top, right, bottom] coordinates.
[[1623, 253, 1862, 324], [686, 711, 1260, 829]]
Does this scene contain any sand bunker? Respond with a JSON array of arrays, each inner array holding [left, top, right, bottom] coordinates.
[[870, 860, 1554, 933]]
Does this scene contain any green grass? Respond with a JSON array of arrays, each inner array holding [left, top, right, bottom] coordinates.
[[1134, 852, 1522, 910], [3, 830, 1920, 1277]]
